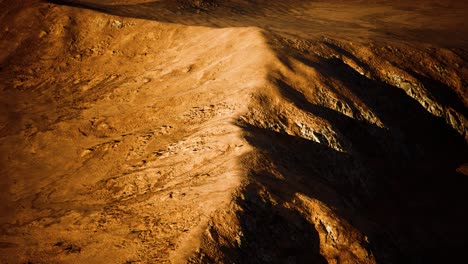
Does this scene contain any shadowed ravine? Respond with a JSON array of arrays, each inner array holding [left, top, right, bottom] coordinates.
[[0, 0, 467, 263]]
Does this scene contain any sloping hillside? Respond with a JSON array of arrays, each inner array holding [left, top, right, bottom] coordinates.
[[1, 0, 467, 263]]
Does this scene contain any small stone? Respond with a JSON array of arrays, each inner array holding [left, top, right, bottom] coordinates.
[[38, 30, 48, 38], [111, 20, 123, 28]]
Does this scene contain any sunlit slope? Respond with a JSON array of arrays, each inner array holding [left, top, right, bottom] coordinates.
[[0, 1, 271, 262]]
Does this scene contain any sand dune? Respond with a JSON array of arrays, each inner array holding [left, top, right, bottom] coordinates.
[[0, 0, 467, 263]]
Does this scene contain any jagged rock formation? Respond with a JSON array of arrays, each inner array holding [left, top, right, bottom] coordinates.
[[1, 0, 467, 263]]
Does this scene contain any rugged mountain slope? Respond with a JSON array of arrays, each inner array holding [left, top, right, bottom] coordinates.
[[1, 0, 467, 263]]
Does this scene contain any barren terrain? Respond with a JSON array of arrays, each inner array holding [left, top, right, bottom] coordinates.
[[1, 0, 467, 263]]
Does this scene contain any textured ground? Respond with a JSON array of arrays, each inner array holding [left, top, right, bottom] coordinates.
[[0, 0, 467, 263]]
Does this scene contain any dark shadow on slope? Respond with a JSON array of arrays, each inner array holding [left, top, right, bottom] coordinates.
[[262, 61, 468, 263], [313, 57, 466, 165], [407, 69, 468, 118], [217, 181, 328, 264], [239, 122, 398, 263], [240, 112, 468, 263], [321, 41, 372, 76], [313, 43, 468, 120]]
